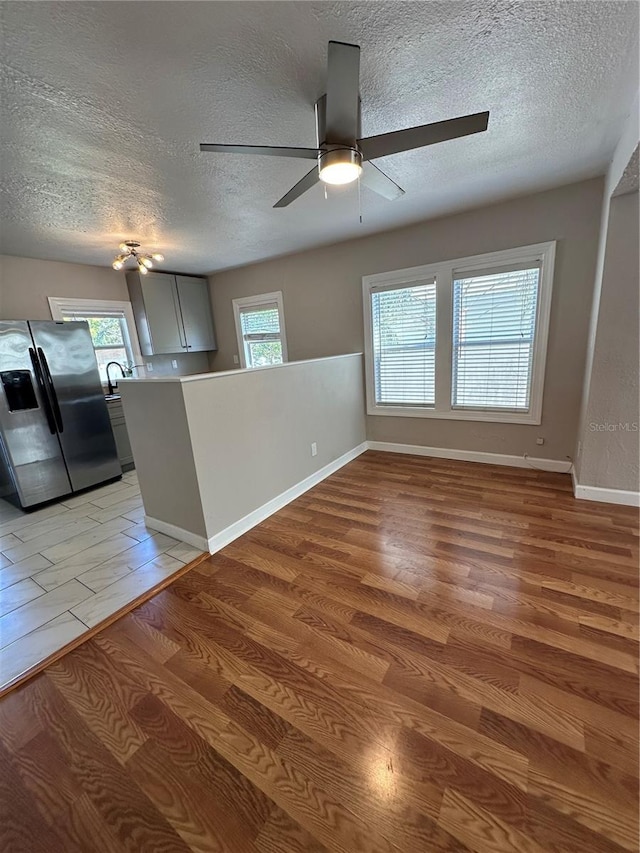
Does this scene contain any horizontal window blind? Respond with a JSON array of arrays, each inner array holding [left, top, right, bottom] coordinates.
[[239, 303, 283, 367], [239, 303, 281, 341], [371, 280, 436, 407], [452, 265, 540, 410]]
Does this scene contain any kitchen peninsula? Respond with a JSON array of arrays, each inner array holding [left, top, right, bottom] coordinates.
[[118, 354, 366, 552]]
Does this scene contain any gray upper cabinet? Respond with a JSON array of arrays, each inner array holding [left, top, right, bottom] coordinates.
[[126, 271, 217, 356], [175, 275, 216, 351]]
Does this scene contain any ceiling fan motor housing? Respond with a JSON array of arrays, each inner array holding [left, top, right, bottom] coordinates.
[[318, 146, 362, 172]]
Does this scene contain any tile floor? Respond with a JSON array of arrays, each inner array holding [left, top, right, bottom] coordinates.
[[0, 469, 203, 690]]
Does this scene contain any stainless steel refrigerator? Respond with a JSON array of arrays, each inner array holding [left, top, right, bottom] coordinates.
[[0, 320, 122, 509]]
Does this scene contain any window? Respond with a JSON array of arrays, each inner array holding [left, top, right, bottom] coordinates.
[[371, 280, 436, 407], [48, 297, 143, 385], [232, 291, 288, 368], [363, 242, 555, 424], [452, 265, 540, 411]]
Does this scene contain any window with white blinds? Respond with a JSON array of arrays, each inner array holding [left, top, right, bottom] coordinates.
[[371, 281, 436, 406], [452, 265, 541, 411], [233, 291, 288, 368], [363, 242, 555, 424]]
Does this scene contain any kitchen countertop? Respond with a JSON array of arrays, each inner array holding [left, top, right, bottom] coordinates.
[[118, 353, 363, 385]]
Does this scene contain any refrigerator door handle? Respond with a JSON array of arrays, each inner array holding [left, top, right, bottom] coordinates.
[[37, 347, 64, 433], [28, 347, 57, 435]]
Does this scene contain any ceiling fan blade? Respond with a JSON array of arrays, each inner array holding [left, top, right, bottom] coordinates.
[[325, 41, 360, 145], [360, 162, 405, 200], [200, 143, 319, 160], [273, 166, 320, 208], [359, 111, 490, 161]]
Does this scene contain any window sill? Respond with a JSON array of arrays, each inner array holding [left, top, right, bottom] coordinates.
[[367, 405, 541, 425]]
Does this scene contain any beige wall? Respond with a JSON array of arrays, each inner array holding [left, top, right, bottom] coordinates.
[[0, 254, 209, 376], [577, 190, 639, 491], [185, 354, 365, 540], [120, 354, 366, 546], [208, 178, 604, 462]]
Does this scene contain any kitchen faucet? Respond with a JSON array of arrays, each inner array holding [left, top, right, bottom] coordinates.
[[106, 361, 125, 397]]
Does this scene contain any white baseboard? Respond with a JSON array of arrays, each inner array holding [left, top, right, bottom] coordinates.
[[366, 441, 573, 473], [144, 516, 209, 551], [572, 481, 640, 507], [206, 442, 368, 554]]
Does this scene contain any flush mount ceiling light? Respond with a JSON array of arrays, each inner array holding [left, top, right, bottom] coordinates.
[[112, 241, 164, 274], [318, 147, 362, 185]]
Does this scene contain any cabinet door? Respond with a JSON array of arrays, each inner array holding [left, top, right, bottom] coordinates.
[[141, 273, 185, 354], [175, 276, 216, 352]]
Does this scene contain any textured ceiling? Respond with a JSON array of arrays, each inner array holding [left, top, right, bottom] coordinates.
[[612, 145, 639, 197], [1, 1, 638, 274]]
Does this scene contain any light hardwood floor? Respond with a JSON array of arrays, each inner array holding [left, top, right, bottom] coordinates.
[[0, 470, 203, 691], [0, 452, 637, 852]]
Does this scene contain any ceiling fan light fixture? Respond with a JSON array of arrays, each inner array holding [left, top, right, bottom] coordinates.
[[318, 148, 362, 185]]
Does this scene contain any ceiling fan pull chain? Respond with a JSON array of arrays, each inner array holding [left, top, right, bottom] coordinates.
[[324, 184, 328, 201], [358, 174, 362, 224]]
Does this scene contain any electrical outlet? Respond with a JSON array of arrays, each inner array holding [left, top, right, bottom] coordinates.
[[536, 437, 544, 446], [311, 442, 318, 457], [146, 362, 153, 372], [233, 354, 239, 365], [171, 359, 178, 369]]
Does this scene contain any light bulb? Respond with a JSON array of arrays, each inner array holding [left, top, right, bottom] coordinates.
[[141, 257, 153, 269], [319, 161, 362, 185], [112, 259, 124, 270], [118, 242, 129, 252], [151, 253, 164, 262], [138, 263, 148, 275]]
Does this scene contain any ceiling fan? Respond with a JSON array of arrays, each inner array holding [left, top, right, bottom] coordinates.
[[200, 41, 489, 208]]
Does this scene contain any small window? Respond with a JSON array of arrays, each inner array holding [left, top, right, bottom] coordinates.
[[233, 291, 288, 369], [48, 297, 143, 385]]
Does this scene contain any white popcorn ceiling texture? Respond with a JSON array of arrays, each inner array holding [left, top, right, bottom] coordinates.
[[1, 1, 638, 274]]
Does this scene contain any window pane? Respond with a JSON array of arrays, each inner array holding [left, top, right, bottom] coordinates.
[[452, 267, 540, 410], [247, 340, 283, 367], [63, 315, 125, 347], [371, 282, 436, 407]]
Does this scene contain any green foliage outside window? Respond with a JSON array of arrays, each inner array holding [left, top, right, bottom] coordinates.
[[248, 341, 283, 366], [85, 317, 124, 347]]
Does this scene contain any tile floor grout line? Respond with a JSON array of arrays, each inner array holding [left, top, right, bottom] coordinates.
[[0, 608, 80, 652], [0, 474, 201, 683]]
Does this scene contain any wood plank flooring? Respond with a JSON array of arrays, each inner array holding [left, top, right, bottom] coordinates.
[[1, 451, 637, 852]]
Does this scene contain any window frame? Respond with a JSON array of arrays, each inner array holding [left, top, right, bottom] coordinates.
[[48, 297, 144, 385], [232, 291, 288, 369], [362, 241, 556, 425]]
